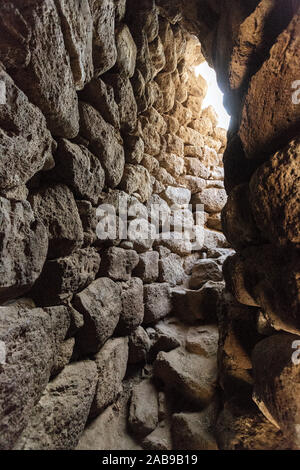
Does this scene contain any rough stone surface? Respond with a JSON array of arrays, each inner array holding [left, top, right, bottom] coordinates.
[[189, 259, 223, 289], [90, 337, 129, 417], [73, 277, 122, 355], [0, 305, 71, 449], [15, 360, 97, 450], [55, 0, 94, 90], [77, 382, 141, 450], [249, 138, 300, 249], [252, 334, 300, 448], [154, 347, 218, 406], [115, 24, 137, 77], [100, 247, 139, 281], [79, 102, 125, 188], [143, 283, 172, 325], [50, 139, 105, 205], [222, 183, 263, 250], [79, 77, 120, 127], [128, 326, 151, 364], [8, 0, 80, 138], [186, 325, 219, 358], [29, 184, 83, 260], [239, 8, 300, 158], [0, 66, 53, 190], [134, 251, 159, 283], [89, 0, 117, 76], [142, 421, 172, 450], [192, 188, 227, 213], [223, 246, 300, 335], [0, 0, 296, 452], [0, 198, 48, 303], [106, 74, 137, 133], [129, 379, 159, 437], [117, 278, 145, 334], [216, 397, 289, 450], [172, 405, 218, 450], [32, 248, 100, 307], [159, 253, 185, 287], [119, 164, 152, 202], [161, 186, 191, 207]]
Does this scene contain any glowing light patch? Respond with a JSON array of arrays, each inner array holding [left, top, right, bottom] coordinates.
[[194, 62, 231, 130]]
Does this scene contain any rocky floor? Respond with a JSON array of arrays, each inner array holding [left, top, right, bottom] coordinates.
[[77, 246, 233, 451]]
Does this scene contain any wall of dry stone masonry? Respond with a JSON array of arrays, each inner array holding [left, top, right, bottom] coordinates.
[[0, 0, 231, 451], [159, 0, 300, 450], [0, 0, 299, 451]]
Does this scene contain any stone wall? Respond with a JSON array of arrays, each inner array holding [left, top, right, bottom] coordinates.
[[0, 0, 299, 451], [156, 0, 300, 450], [0, 0, 231, 451]]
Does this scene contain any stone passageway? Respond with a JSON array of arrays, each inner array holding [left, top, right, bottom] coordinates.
[[0, 0, 299, 451]]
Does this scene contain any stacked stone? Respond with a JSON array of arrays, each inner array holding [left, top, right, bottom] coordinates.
[[156, 0, 300, 450], [0, 0, 231, 451]]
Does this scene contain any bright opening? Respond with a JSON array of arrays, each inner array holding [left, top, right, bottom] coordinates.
[[194, 62, 231, 130]]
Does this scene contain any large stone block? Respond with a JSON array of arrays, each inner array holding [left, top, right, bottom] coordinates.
[[29, 184, 83, 260], [129, 379, 159, 437], [222, 183, 264, 250], [8, 0, 79, 138], [172, 281, 224, 324], [149, 36, 166, 77], [119, 164, 152, 203], [0, 66, 53, 190], [141, 121, 161, 156], [159, 253, 185, 287], [154, 347, 218, 406], [249, 137, 300, 249], [31, 248, 101, 307], [161, 186, 191, 207], [73, 277, 122, 355], [185, 158, 210, 179], [252, 333, 300, 449], [155, 72, 176, 112], [203, 229, 230, 252], [0, 305, 71, 449], [90, 337, 128, 417], [115, 24, 137, 77], [117, 278, 145, 334], [79, 102, 125, 187], [239, 8, 300, 158], [128, 326, 151, 364], [172, 404, 218, 450], [223, 246, 300, 334], [76, 200, 98, 246], [143, 283, 172, 324], [134, 251, 159, 283], [100, 247, 139, 282], [105, 74, 137, 133], [89, 0, 117, 75], [15, 360, 97, 450], [79, 77, 120, 128], [55, 0, 94, 89], [50, 139, 105, 205], [159, 17, 177, 73], [189, 259, 223, 289], [192, 188, 227, 213], [0, 198, 48, 302]]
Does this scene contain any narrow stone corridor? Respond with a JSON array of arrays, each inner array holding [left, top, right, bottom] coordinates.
[[0, 0, 299, 451]]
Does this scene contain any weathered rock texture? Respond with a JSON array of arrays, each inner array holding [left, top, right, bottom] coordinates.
[[0, 0, 298, 452]]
